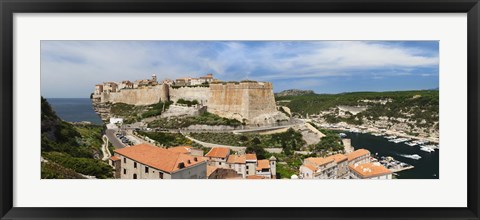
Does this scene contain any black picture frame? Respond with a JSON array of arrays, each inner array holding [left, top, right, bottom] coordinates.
[[1, 0, 479, 219]]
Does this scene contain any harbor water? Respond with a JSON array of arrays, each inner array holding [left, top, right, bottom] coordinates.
[[344, 132, 439, 179]]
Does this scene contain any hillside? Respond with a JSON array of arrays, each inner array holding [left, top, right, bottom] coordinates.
[[276, 90, 439, 137], [41, 97, 113, 179], [275, 89, 315, 97]]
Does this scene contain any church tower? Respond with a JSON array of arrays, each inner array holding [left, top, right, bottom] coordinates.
[[269, 156, 277, 179]]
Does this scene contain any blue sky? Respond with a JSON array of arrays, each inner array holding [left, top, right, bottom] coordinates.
[[41, 41, 439, 98]]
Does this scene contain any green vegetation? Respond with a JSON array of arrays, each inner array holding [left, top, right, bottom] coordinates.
[[41, 97, 113, 179], [277, 90, 439, 128], [268, 153, 311, 179], [43, 152, 113, 179], [176, 98, 199, 106], [136, 131, 192, 147], [190, 128, 306, 158], [41, 161, 86, 179], [110, 101, 173, 123], [148, 112, 242, 128]]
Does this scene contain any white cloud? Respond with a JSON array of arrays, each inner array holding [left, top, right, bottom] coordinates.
[[41, 41, 438, 97]]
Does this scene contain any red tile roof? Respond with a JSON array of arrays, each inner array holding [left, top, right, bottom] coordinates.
[[205, 147, 230, 158], [305, 157, 335, 167], [302, 164, 318, 172], [246, 175, 266, 179], [256, 160, 270, 171], [245, 154, 257, 161], [114, 144, 204, 173], [167, 146, 192, 154], [110, 156, 120, 161], [326, 154, 348, 163], [227, 155, 246, 164], [349, 162, 392, 178], [347, 149, 370, 161]]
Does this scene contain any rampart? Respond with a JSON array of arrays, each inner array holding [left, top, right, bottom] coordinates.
[[96, 84, 168, 106], [207, 82, 284, 124]]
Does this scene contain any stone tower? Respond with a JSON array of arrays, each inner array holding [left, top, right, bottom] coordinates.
[[269, 155, 277, 178]]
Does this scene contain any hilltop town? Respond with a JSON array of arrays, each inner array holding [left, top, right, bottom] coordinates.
[[91, 73, 289, 126]]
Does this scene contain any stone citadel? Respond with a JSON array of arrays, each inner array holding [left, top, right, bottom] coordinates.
[[91, 74, 288, 125]]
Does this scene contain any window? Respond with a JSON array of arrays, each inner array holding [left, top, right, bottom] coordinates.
[[246, 170, 249, 175], [219, 162, 222, 166], [134, 162, 137, 168], [145, 167, 149, 173], [159, 172, 163, 179], [123, 158, 126, 163], [133, 174, 137, 179], [123, 169, 126, 174]]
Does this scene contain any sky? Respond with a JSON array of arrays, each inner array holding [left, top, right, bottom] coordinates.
[[41, 41, 439, 98]]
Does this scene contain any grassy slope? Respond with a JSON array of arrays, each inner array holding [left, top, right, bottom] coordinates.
[[41, 97, 113, 179]]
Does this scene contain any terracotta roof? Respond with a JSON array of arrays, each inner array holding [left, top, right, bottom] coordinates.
[[167, 146, 192, 154], [326, 154, 348, 163], [246, 175, 266, 179], [110, 156, 120, 161], [349, 162, 392, 178], [305, 157, 335, 167], [207, 165, 218, 176], [227, 155, 246, 164], [256, 160, 270, 171], [205, 147, 230, 158], [347, 149, 370, 161], [245, 154, 257, 161], [114, 144, 205, 173], [302, 164, 318, 172]]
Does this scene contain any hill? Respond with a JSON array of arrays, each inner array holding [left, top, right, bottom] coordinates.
[[276, 90, 439, 137], [41, 97, 113, 179], [275, 89, 315, 97]]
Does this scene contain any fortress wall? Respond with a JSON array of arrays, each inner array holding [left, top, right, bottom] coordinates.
[[169, 86, 210, 105], [207, 82, 278, 123], [103, 84, 168, 106]]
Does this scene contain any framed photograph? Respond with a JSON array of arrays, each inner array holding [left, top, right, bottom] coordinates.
[[1, 0, 479, 219]]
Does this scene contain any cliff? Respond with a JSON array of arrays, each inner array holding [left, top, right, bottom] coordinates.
[[92, 80, 288, 126]]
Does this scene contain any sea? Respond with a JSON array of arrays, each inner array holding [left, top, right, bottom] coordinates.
[[46, 98, 439, 179], [47, 98, 103, 125], [344, 131, 439, 179]]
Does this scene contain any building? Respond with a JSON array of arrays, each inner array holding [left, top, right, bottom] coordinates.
[[109, 117, 123, 125], [349, 162, 392, 179], [255, 156, 276, 179], [300, 157, 338, 179], [94, 84, 104, 95], [207, 165, 242, 179], [167, 146, 204, 156], [325, 154, 349, 178], [347, 149, 371, 165], [175, 74, 216, 86], [226, 153, 258, 178], [205, 147, 230, 167], [103, 82, 118, 93], [119, 80, 134, 90], [109, 143, 207, 179]]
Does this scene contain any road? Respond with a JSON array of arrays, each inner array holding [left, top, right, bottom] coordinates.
[[181, 132, 246, 153], [105, 129, 125, 149]]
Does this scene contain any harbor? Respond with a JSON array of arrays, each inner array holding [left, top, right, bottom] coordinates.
[[340, 131, 439, 179]]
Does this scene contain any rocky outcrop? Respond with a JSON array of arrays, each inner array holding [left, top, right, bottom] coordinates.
[[91, 101, 112, 122]]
